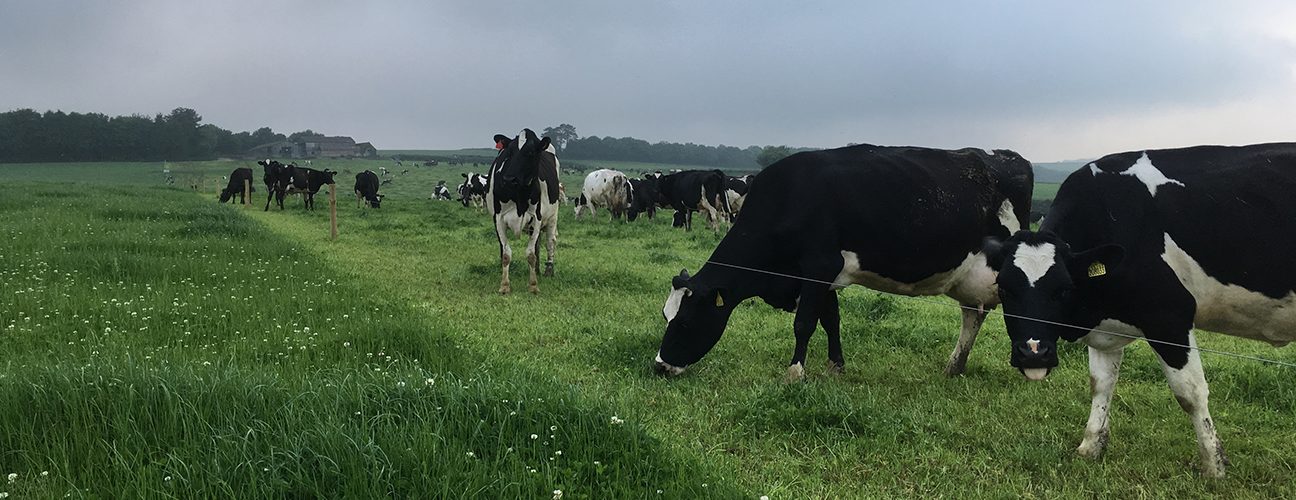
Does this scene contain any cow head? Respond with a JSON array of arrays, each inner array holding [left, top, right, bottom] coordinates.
[[457, 173, 474, 207], [323, 169, 337, 184], [491, 129, 551, 201], [654, 269, 735, 376], [986, 231, 1125, 380], [218, 189, 234, 203]]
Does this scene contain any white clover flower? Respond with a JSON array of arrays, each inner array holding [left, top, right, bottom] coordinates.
[[425, 378, 435, 386], [4, 473, 13, 483], [397, 381, 406, 388], [0, 491, 8, 498], [40, 471, 48, 477], [550, 425, 557, 431], [552, 489, 563, 500], [554, 450, 562, 456], [465, 451, 475, 458], [760, 496, 769, 500], [530, 434, 539, 440], [164, 476, 172, 482]]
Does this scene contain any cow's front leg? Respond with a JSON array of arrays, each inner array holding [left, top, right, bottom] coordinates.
[[1077, 341, 1126, 458], [543, 220, 557, 277], [944, 306, 988, 377], [1154, 332, 1228, 478], [495, 219, 512, 294], [524, 217, 543, 294], [786, 285, 827, 383], [821, 290, 844, 374]]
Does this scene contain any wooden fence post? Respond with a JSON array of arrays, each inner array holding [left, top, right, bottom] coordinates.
[[243, 179, 251, 208], [329, 183, 338, 240]]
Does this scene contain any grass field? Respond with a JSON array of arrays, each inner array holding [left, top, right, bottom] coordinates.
[[1, 162, 1293, 498]]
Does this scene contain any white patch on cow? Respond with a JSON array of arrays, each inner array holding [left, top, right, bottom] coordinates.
[[835, 251, 999, 306], [1081, 319, 1144, 350], [1022, 368, 1049, 381], [785, 362, 805, 382], [1161, 233, 1296, 346], [515, 132, 527, 150], [1013, 243, 1056, 287], [997, 198, 1020, 233], [1088, 162, 1100, 176], [663, 287, 686, 322], [655, 352, 685, 375], [1120, 152, 1185, 197]]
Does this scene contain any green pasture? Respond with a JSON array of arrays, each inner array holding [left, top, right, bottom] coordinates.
[[0, 162, 1292, 498]]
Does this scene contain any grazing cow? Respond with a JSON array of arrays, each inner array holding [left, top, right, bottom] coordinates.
[[654, 144, 1033, 382], [487, 129, 561, 294], [430, 180, 452, 200], [294, 167, 337, 210], [656, 170, 731, 231], [354, 170, 383, 208], [721, 174, 756, 222], [458, 172, 489, 209], [984, 143, 1296, 478], [626, 176, 661, 222], [575, 169, 632, 220], [218, 167, 255, 204]]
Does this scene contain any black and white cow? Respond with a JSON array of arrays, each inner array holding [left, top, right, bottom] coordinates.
[[218, 167, 255, 204], [294, 167, 337, 210], [985, 143, 1296, 478], [575, 169, 631, 220], [259, 159, 292, 211], [721, 174, 755, 222], [430, 180, 452, 200], [354, 170, 383, 208], [654, 144, 1033, 382], [487, 129, 561, 294], [458, 172, 489, 209], [655, 169, 731, 231], [626, 176, 660, 222]]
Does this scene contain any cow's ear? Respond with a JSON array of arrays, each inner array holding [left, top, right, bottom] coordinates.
[[982, 237, 1006, 271], [671, 269, 690, 290], [462, 172, 469, 178], [1068, 244, 1125, 283], [538, 137, 552, 152], [494, 134, 511, 149]]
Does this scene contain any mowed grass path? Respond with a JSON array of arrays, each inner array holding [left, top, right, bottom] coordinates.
[[1, 162, 1294, 498]]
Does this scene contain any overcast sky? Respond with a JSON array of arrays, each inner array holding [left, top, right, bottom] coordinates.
[[3, 1, 1295, 161]]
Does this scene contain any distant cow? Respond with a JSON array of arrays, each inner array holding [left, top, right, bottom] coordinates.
[[218, 167, 255, 204], [656, 170, 730, 231], [722, 174, 755, 222], [575, 169, 631, 220], [654, 144, 1033, 383], [259, 159, 292, 211], [487, 129, 560, 294], [354, 170, 383, 208], [295, 167, 337, 210], [986, 143, 1296, 477], [626, 176, 661, 222], [259, 160, 336, 210], [458, 172, 489, 209], [430, 180, 452, 200]]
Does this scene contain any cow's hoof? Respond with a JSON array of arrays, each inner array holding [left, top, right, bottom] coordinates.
[[784, 363, 806, 383], [942, 362, 967, 378], [499, 285, 511, 295], [1200, 464, 1226, 479], [1076, 439, 1106, 459], [826, 361, 845, 375], [528, 284, 539, 294], [543, 264, 554, 277]]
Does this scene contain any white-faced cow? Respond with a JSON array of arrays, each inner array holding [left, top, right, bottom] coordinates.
[[656, 170, 731, 231], [654, 144, 1033, 382], [218, 167, 254, 204], [575, 169, 632, 221], [354, 170, 383, 208], [458, 172, 489, 209], [985, 143, 1296, 478], [487, 129, 561, 294]]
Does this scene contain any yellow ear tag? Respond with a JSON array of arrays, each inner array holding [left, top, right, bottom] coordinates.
[[715, 293, 725, 307], [1087, 261, 1107, 278]]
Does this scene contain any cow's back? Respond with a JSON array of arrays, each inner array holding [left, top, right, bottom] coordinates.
[[1044, 143, 1296, 343], [731, 145, 1031, 283]]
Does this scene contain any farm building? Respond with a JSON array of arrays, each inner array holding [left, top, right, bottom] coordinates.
[[244, 136, 378, 159]]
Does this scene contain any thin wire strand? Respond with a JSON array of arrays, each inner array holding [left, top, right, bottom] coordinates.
[[704, 259, 1296, 369]]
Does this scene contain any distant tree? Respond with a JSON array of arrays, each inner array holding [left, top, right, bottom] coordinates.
[[541, 123, 578, 152], [249, 127, 285, 146], [757, 145, 793, 168], [288, 129, 326, 142]]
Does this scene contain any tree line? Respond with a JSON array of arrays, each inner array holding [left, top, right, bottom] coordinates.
[[544, 124, 808, 170], [0, 107, 311, 163]]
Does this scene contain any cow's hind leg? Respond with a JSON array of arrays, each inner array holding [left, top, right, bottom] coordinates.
[[944, 306, 988, 376], [1154, 332, 1228, 478], [822, 290, 844, 374], [786, 284, 832, 383]]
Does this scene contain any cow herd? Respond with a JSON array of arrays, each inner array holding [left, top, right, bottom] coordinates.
[[229, 132, 1296, 479]]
